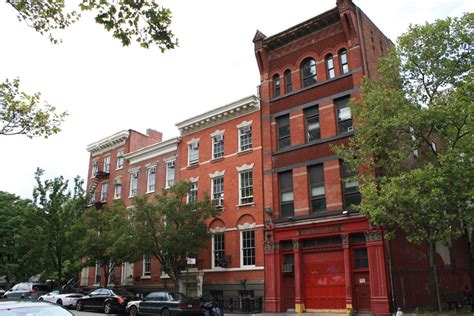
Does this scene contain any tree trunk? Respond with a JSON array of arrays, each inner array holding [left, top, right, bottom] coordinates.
[[102, 265, 110, 288], [428, 241, 441, 311]]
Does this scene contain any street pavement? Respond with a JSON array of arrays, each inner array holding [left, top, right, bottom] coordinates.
[[72, 310, 126, 316]]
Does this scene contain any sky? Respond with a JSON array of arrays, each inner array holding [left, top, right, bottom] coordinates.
[[0, 0, 472, 199]]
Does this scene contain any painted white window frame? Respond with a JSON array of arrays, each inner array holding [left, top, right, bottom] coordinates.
[[129, 171, 139, 197], [114, 183, 122, 199], [237, 121, 253, 152], [95, 261, 101, 285], [116, 150, 125, 170], [142, 255, 151, 277], [100, 182, 108, 202], [146, 166, 156, 193], [188, 139, 200, 166], [240, 229, 256, 267], [212, 233, 225, 268], [92, 160, 99, 177], [103, 156, 111, 173], [165, 159, 176, 188], [212, 133, 225, 159], [237, 164, 254, 205], [188, 180, 198, 204]]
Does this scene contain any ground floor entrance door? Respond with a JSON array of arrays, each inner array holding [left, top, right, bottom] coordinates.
[[283, 274, 295, 311], [353, 271, 371, 311], [303, 251, 345, 309]]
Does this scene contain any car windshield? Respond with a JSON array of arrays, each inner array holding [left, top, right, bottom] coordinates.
[[1, 305, 73, 316], [168, 293, 187, 301], [32, 285, 50, 292], [111, 289, 133, 296]]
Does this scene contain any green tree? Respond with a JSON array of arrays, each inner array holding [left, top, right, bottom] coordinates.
[[0, 191, 40, 288], [78, 200, 139, 288], [32, 168, 87, 284], [133, 181, 218, 288], [336, 13, 473, 310], [6, 0, 178, 50], [0, 78, 67, 138]]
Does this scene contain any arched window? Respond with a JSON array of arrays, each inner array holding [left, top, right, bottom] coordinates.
[[326, 54, 335, 79], [339, 49, 349, 74], [273, 74, 281, 97], [284, 69, 292, 93], [301, 58, 317, 87]]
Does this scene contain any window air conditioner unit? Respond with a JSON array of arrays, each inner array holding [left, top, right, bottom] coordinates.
[[214, 134, 224, 141], [241, 125, 251, 133], [282, 264, 294, 273], [347, 126, 354, 132], [212, 198, 224, 209]]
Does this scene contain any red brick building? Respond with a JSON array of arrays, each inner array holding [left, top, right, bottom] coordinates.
[[82, 129, 179, 292], [254, 0, 392, 314], [175, 95, 265, 304]]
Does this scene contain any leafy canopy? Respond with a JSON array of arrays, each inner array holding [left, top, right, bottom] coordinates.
[[336, 12, 474, 245], [0, 78, 67, 138], [7, 0, 178, 51], [132, 181, 218, 284]]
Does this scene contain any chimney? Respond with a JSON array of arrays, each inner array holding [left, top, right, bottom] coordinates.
[[146, 129, 163, 143]]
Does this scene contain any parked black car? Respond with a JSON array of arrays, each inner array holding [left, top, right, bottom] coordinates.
[[126, 292, 202, 316], [76, 288, 134, 314], [2, 282, 50, 299]]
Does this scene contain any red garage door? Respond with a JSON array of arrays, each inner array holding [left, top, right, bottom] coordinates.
[[303, 251, 345, 309]]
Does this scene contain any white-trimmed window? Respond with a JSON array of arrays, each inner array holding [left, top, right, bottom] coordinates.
[[90, 187, 97, 203], [100, 183, 108, 202], [103, 156, 111, 173], [188, 142, 199, 165], [339, 48, 349, 74], [143, 255, 151, 276], [212, 134, 225, 159], [109, 262, 115, 284], [116, 150, 125, 169], [130, 171, 139, 197], [211, 176, 224, 208], [238, 125, 252, 152], [241, 230, 256, 267], [188, 181, 198, 204], [147, 166, 156, 193], [213, 233, 225, 268], [92, 160, 99, 177], [95, 261, 101, 284], [114, 183, 122, 199], [166, 160, 175, 188], [121, 262, 128, 285], [239, 170, 253, 204]]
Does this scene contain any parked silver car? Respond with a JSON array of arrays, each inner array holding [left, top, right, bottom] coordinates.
[[3, 283, 50, 299]]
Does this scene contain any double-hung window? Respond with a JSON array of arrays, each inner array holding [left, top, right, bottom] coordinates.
[[95, 261, 101, 284], [241, 230, 255, 267], [212, 134, 224, 159], [309, 164, 326, 212], [301, 58, 317, 87], [326, 54, 335, 79], [213, 233, 225, 268], [273, 74, 281, 97], [92, 160, 99, 177], [143, 255, 151, 276], [339, 49, 349, 74], [147, 166, 156, 193], [279, 171, 294, 218], [103, 156, 111, 173], [341, 162, 361, 209], [165, 160, 175, 188], [305, 106, 320, 142], [277, 115, 291, 149], [336, 97, 353, 133], [114, 182, 122, 199], [116, 150, 125, 169], [188, 142, 199, 165], [100, 182, 108, 202], [284, 69, 292, 93], [130, 171, 138, 197], [238, 125, 252, 152], [188, 181, 198, 204], [212, 176, 224, 208], [239, 171, 253, 204]]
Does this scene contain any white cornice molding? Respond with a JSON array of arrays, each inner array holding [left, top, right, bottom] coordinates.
[[176, 95, 260, 135], [126, 137, 179, 165], [236, 163, 254, 172], [190, 176, 199, 182], [236, 120, 253, 128], [210, 129, 225, 137], [87, 130, 130, 156], [238, 222, 256, 230], [187, 138, 200, 145], [209, 227, 226, 234], [209, 170, 225, 178]]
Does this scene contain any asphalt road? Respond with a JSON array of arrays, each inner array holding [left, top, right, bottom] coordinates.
[[72, 310, 127, 316]]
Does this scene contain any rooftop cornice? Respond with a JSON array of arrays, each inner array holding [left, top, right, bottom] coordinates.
[[175, 95, 260, 135], [86, 130, 130, 154], [125, 137, 179, 164], [263, 7, 340, 51]]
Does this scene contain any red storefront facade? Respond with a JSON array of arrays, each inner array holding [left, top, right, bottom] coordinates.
[[254, 0, 392, 314]]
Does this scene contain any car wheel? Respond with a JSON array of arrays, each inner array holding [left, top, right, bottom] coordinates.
[[161, 308, 170, 316], [38, 298, 43, 301], [56, 299, 63, 306], [130, 305, 139, 316], [3, 296, 6, 299], [76, 300, 84, 311], [104, 301, 113, 314]]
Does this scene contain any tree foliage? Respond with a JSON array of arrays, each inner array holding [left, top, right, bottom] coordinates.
[[32, 168, 87, 284], [0, 78, 67, 138], [133, 181, 218, 286], [7, 0, 178, 51], [77, 200, 139, 287]]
